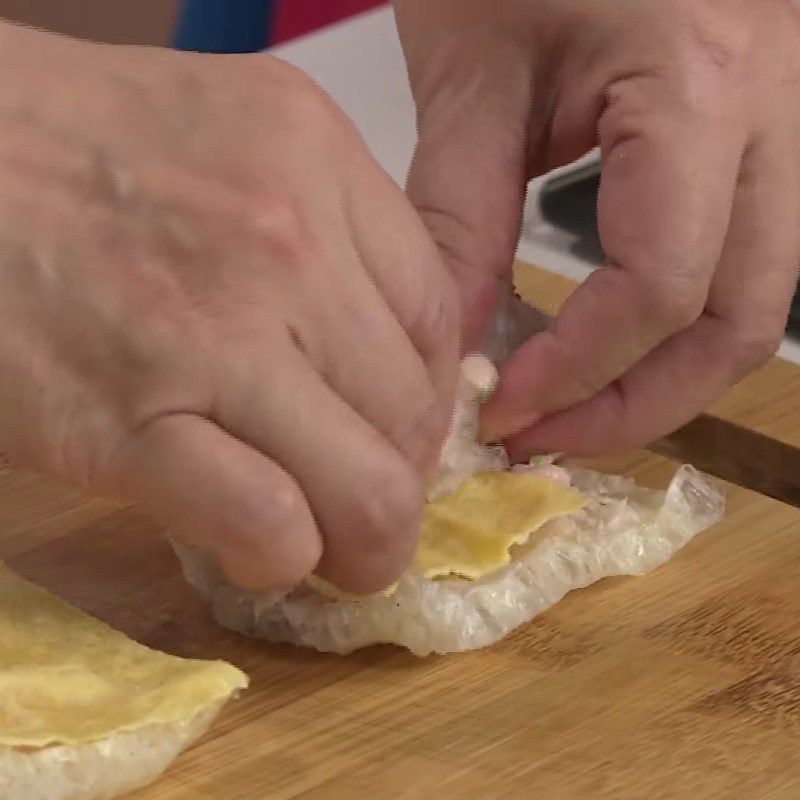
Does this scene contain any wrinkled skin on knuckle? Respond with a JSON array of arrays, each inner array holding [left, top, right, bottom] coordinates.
[[682, 0, 755, 76], [675, 0, 800, 117], [50, 402, 133, 493], [598, 4, 752, 127], [81, 276, 207, 420]]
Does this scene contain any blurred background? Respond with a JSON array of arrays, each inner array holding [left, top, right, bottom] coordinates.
[[0, 0, 388, 49]]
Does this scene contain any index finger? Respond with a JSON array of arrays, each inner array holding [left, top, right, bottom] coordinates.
[[482, 73, 745, 443]]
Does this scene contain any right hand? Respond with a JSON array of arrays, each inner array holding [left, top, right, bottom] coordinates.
[[396, 0, 800, 457], [0, 23, 460, 594]]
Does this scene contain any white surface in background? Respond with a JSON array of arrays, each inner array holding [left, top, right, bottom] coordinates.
[[272, 7, 800, 365], [272, 8, 416, 188]]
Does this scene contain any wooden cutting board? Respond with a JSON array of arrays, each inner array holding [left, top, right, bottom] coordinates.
[[4, 262, 800, 800]]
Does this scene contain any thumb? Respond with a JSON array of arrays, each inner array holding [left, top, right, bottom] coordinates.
[[407, 88, 529, 350]]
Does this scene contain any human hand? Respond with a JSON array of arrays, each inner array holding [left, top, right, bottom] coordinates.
[[395, 0, 800, 456], [0, 23, 459, 593]]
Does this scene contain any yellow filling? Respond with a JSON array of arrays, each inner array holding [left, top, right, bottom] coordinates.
[[414, 471, 584, 579], [305, 574, 398, 601], [311, 471, 584, 598], [0, 564, 248, 748]]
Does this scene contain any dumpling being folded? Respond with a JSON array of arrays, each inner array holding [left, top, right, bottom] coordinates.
[[173, 293, 724, 657]]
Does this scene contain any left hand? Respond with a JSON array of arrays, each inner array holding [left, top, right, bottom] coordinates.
[[395, 0, 800, 457]]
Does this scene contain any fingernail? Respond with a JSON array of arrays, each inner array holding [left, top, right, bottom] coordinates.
[[480, 410, 543, 447], [462, 354, 499, 403]]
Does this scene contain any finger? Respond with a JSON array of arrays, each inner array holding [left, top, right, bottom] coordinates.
[[348, 156, 462, 369], [482, 74, 745, 443], [216, 345, 423, 595], [292, 270, 445, 478], [507, 130, 800, 456], [339, 164, 462, 471], [505, 314, 736, 458], [288, 211, 457, 478], [114, 413, 322, 591], [404, 58, 530, 348]]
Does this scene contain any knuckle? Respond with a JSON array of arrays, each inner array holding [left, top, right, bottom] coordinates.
[[55, 410, 125, 492], [637, 276, 704, 334], [354, 458, 422, 555], [276, 67, 354, 142], [570, 368, 613, 404], [267, 478, 307, 532], [658, 294, 704, 333], [325, 456, 421, 594], [643, 3, 757, 120], [686, 4, 755, 75], [729, 325, 783, 377], [244, 193, 311, 268], [250, 59, 357, 160], [287, 77, 336, 128]]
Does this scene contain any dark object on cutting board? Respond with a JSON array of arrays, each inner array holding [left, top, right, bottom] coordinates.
[[538, 162, 800, 341], [650, 412, 800, 508]]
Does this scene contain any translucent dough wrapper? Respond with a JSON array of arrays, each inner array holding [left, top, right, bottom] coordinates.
[[431, 281, 546, 500], [173, 465, 723, 657], [172, 286, 724, 657]]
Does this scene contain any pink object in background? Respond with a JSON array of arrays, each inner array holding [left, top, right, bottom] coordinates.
[[271, 0, 387, 44]]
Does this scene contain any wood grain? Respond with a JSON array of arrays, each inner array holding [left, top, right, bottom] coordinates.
[[3, 263, 800, 799]]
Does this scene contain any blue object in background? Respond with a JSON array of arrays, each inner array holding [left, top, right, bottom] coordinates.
[[174, 0, 272, 53]]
